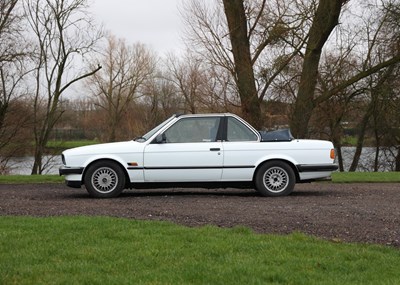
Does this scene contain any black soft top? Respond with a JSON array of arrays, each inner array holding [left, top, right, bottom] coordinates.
[[259, 129, 293, 142]]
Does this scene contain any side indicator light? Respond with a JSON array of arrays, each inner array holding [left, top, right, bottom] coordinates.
[[128, 162, 138, 166]]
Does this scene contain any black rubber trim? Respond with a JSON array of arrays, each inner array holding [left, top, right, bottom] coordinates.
[[65, 180, 82, 188], [59, 166, 84, 175], [127, 165, 255, 170], [297, 164, 338, 172]]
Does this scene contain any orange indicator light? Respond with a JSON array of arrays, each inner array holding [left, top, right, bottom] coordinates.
[[330, 149, 335, 160]]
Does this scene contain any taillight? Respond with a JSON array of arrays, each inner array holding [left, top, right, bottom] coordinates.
[[330, 149, 335, 160]]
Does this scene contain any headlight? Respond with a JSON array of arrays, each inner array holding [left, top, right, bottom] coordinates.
[[61, 154, 66, 165]]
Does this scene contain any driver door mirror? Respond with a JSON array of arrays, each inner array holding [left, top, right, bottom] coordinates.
[[154, 133, 167, 144]]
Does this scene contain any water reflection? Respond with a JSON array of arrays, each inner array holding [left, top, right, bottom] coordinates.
[[7, 155, 62, 175]]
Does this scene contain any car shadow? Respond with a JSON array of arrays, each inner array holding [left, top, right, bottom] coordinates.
[[120, 188, 260, 198], [65, 187, 332, 199]]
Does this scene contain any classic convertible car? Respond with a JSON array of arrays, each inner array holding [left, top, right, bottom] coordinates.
[[59, 113, 338, 198]]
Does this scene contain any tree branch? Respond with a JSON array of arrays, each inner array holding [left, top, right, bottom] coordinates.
[[315, 54, 400, 104], [59, 64, 102, 95]]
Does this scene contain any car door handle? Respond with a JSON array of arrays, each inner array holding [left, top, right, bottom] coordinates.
[[210, 148, 220, 151]]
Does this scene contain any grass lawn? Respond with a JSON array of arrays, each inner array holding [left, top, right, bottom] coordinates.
[[331, 171, 400, 183], [0, 174, 64, 184], [0, 216, 399, 285], [46, 140, 100, 149]]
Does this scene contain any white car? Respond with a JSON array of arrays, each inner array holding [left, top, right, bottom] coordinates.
[[59, 113, 338, 198]]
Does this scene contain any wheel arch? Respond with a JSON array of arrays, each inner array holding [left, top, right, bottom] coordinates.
[[253, 159, 300, 183], [82, 158, 130, 187]]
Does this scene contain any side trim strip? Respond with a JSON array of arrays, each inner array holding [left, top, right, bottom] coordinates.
[[127, 165, 255, 170]]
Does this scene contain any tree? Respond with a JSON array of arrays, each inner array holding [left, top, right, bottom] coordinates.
[[165, 52, 207, 114], [0, 0, 33, 173], [0, 0, 21, 135], [25, 0, 102, 174], [221, 0, 261, 128], [290, 0, 347, 138], [141, 70, 180, 130], [87, 34, 156, 142], [184, 0, 400, 139], [291, 0, 400, 138], [183, 0, 309, 129]]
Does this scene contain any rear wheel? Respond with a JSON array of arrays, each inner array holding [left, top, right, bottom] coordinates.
[[84, 161, 126, 198], [255, 161, 295, 197]]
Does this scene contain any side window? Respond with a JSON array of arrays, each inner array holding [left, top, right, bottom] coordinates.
[[164, 117, 221, 143], [227, 117, 258, 142]]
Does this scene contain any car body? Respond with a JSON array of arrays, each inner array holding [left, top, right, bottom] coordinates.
[[59, 113, 338, 198]]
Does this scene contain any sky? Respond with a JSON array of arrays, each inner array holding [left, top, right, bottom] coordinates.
[[89, 0, 186, 55]]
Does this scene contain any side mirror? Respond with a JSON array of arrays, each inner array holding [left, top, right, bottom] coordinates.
[[154, 133, 167, 144]]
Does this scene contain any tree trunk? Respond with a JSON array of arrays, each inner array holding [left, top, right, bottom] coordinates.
[[349, 106, 373, 172], [31, 146, 43, 175], [290, 0, 344, 138], [333, 140, 344, 172], [222, 0, 261, 129], [374, 145, 380, 172]]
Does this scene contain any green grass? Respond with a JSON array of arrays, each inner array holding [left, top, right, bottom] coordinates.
[[0, 216, 399, 285], [332, 171, 400, 183], [0, 174, 63, 184], [46, 140, 100, 154], [46, 140, 100, 150]]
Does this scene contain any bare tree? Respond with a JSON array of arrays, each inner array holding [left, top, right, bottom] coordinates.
[[87, 34, 156, 142], [347, 0, 400, 171], [291, 0, 400, 138], [221, 0, 261, 127], [184, 0, 400, 139], [290, 0, 347, 138], [0, 0, 20, 63], [165, 52, 208, 114], [0, 0, 33, 173], [182, 0, 310, 128], [0, 0, 21, 133], [141, 71, 180, 130], [25, 0, 102, 174]]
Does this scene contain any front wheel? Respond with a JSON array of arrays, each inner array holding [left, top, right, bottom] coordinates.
[[254, 161, 295, 197], [84, 161, 126, 198]]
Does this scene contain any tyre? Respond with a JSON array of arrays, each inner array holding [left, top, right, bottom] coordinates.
[[83, 161, 126, 198], [254, 161, 295, 197]]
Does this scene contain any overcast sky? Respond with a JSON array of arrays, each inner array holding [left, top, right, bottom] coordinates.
[[90, 0, 186, 55]]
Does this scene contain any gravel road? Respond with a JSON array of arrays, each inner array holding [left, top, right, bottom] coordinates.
[[0, 182, 399, 247]]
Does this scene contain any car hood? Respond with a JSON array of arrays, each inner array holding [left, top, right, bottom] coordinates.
[[62, 141, 142, 156]]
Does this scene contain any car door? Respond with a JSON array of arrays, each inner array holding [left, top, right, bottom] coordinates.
[[143, 116, 223, 182], [221, 116, 260, 181]]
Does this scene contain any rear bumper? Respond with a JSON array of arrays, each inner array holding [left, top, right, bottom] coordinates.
[[297, 164, 338, 172]]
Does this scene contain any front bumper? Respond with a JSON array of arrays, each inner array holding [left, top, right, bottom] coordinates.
[[59, 166, 84, 175], [59, 166, 84, 188]]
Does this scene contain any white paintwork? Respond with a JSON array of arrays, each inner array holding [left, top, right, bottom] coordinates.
[[143, 142, 223, 181], [60, 113, 337, 186]]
